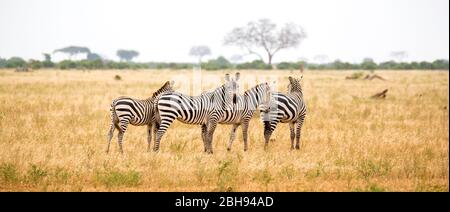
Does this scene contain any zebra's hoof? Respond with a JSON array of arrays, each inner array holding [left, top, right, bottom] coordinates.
[[295, 146, 300, 150], [227, 148, 231, 152]]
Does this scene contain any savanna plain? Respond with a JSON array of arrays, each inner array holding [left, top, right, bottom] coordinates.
[[0, 69, 448, 191]]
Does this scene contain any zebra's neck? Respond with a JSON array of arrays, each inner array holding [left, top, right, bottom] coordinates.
[[290, 91, 303, 101], [244, 84, 266, 108]]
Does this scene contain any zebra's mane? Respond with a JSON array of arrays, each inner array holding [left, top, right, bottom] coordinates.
[[244, 83, 266, 95], [242, 83, 268, 105], [151, 81, 173, 99]]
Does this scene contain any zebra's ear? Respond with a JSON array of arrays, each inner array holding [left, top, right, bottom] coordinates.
[[225, 73, 230, 82], [235, 72, 240, 81], [288, 76, 294, 83]]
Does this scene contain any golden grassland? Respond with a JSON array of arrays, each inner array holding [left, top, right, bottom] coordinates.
[[0, 69, 448, 191]]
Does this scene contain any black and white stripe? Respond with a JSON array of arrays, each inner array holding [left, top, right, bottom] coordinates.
[[107, 81, 174, 153], [224, 82, 272, 151], [260, 76, 307, 149], [153, 73, 240, 154]]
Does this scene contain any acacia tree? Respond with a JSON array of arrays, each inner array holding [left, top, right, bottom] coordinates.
[[189, 45, 211, 63], [116, 50, 139, 62], [224, 19, 306, 67], [87, 53, 102, 61], [53, 46, 91, 60]]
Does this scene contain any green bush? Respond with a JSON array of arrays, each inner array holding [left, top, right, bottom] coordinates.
[[96, 170, 141, 187], [28, 60, 42, 69], [276, 62, 292, 70], [58, 60, 77, 70], [203, 56, 232, 70], [0, 163, 20, 183], [27, 164, 48, 183], [236, 60, 271, 70], [6, 57, 27, 68]]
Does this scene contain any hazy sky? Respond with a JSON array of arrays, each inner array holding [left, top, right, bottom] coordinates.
[[0, 0, 448, 63]]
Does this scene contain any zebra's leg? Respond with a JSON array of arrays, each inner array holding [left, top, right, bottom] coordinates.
[[147, 123, 153, 152], [226, 124, 240, 151], [263, 121, 277, 150], [241, 121, 250, 151], [205, 120, 218, 154], [106, 123, 115, 154], [289, 122, 295, 150], [117, 130, 125, 154], [201, 124, 207, 152], [153, 119, 174, 152], [153, 121, 159, 148], [117, 120, 129, 154], [295, 117, 305, 150]]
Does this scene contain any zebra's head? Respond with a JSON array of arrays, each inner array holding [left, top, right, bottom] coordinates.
[[287, 75, 303, 94], [224, 72, 240, 104]]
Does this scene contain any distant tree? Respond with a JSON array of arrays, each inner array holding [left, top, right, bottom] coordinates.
[[276, 62, 292, 70], [116, 50, 139, 62], [53, 46, 91, 60], [432, 59, 449, 70], [361, 58, 377, 71], [43, 53, 51, 62], [0, 57, 6, 68], [224, 19, 306, 67], [57, 60, 77, 70], [6, 57, 27, 68], [87, 53, 102, 61], [419, 61, 433, 70], [28, 60, 42, 69], [42, 53, 54, 68], [390, 51, 408, 62], [202, 56, 232, 70], [236, 59, 271, 70], [379, 60, 397, 70], [189, 45, 211, 63]]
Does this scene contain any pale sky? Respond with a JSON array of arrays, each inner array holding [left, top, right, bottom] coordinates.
[[0, 0, 448, 63]]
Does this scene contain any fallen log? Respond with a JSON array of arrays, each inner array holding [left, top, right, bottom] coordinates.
[[370, 89, 388, 99]]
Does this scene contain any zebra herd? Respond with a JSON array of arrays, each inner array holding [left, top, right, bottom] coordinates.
[[107, 72, 306, 154]]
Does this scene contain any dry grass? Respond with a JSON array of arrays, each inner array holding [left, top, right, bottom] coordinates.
[[0, 69, 448, 191]]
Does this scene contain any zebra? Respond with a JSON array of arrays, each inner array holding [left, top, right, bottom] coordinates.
[[259, 76, 306, 150], [153, 73, 240, 154], [106, 80, 174, 154], [224, 82, 272, 152]]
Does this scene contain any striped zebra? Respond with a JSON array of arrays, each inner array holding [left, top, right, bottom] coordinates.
[[225, 82, 272, 152], [260, 76, 306, 150], [153, 73, 240, 154], [106, 81, 174, 154]]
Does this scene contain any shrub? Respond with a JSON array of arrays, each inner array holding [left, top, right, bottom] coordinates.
[[96, 170, 141, 187], [6, 57, 27, 68], [0, 163, 20, 183], [27, 164, 48, 183]]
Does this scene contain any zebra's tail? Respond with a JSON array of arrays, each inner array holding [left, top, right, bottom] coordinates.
[[153, 97, 162, 125], [110, 100, 119, 124]]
